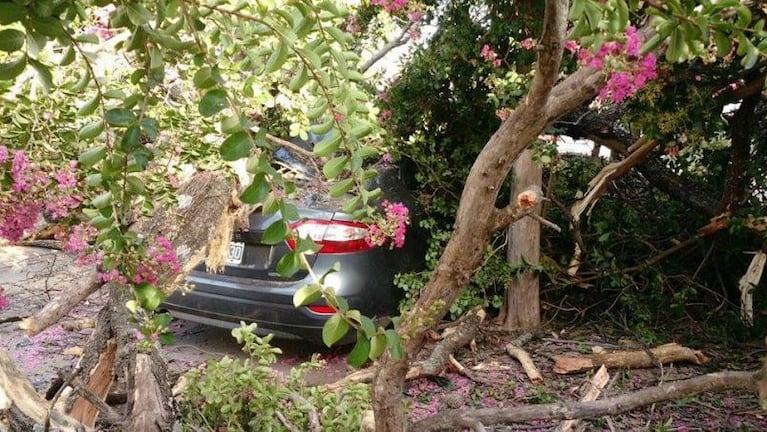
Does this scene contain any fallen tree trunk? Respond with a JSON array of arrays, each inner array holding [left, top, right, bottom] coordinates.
[[411, 370, 763, 431], [3, 172, 236, 431], [552, 343, 708, 374]]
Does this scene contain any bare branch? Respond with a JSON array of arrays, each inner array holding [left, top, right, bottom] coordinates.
[[360, 22, 414, 73]]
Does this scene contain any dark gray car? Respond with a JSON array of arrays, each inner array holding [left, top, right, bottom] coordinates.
[[163, 145, 423, 343]]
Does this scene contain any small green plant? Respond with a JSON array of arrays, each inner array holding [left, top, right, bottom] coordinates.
[[178, 323, 370, 432]]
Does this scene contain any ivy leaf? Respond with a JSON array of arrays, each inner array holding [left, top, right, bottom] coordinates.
[[199, 89, 229, 117], [220, 131, 252, 161], [0, 29, 25, 52], [347, 331, 370, 368], [293, 283, 323, 307], [322, 314, 350, 347]]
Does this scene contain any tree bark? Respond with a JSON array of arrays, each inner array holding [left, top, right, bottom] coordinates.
[[410, 371, 759, 431], [501, 149, 542, 331], [371, 2, 589, 430]]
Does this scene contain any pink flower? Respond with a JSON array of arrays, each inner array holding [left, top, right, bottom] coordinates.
[[408, 11, 424, 22], [0, 146, 8, 164], [366, 200, 409, 248], [564, 40, 580, 54], [370, 0, 407, 13], [55, 161, 78, 188], [520, 38, 535, 50], [0, 286, 8, 311], [379, 109, 393, 122], [378, 91, 390, 102]]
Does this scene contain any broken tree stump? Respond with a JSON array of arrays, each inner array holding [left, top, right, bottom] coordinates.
[[552, 343, 708, 374]]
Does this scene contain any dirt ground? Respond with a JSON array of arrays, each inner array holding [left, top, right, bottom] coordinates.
[[2, 245, 767, 431]]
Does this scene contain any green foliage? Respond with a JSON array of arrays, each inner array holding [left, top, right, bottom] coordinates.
[[178, 323, 370, 432]]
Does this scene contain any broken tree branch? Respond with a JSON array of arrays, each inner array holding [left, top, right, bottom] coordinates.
[[552, 343, 708, 375], [411, 370, 759, 432], [18, 271, 100, 337], [505, 344, 543, 385]]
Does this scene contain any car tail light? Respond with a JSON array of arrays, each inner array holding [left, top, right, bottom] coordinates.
[[306, 304, 336, 315], [285, 219, 372, 254]]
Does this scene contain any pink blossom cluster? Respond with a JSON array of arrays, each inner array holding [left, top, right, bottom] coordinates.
[[0, 285, 8, 311], [370, 0, 407, 13], [480, 44, 502, 67], [366, 200, 409, 248], [98, 235, 181, 289], [131, 235, 181, 285], [0, 147, 82, 242], [576, 26, 658, 103]]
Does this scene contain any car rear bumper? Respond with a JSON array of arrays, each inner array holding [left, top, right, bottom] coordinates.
[[163, 252, 401, 342]]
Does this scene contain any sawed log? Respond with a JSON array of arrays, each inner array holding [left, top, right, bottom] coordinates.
[[552, 342, 708, 374]]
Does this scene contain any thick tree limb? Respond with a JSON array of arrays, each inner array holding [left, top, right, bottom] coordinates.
[[0, 349, 89, 432], [411, 370, 760, 431], [18, 271, 100, 337], [552, 343, 707, 375], [738, 250, 767, 326]]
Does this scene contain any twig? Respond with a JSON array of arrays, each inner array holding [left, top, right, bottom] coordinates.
[[526, 212, 562, 232], [275, 411, 302, 432], [448, 355, 493, 385], [288, 392, 320, 432], [360, 21, 414, 73]]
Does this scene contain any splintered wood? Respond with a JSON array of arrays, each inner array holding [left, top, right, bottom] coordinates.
[[552, 343, 708, 374], [558, 365, 609, 432]]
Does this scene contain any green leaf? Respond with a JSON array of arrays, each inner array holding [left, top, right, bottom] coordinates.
[[77, 96, 100, 117], [263, 220, 289, 244], [289, 64, 309, 92], [0, 3, 25, 24], [322, 314, 350, 347], [347, 331, 370, 367], [127, 3, 153, 26], [0, 55, 27, 80], [265, 40, 289, 73], [665, 28, 687, 62], [28, 58, 53, 91], [199, 89, 229, 117], [125, 175, 145, 194], [193, 67, 218, 89], [60, 46, 76, 66], [276, 250, 302, 277], [0, 29, 25, 53], [385, 329, 403, 360], [220, 131, 251, 161], [293, 283, 323, 307], [306, 99, 329, 121], [369, 333, 386, 360], [105, 108, 136, 126], [310, 118, 334, 135], [135, 283, 165, 311], [120, 124, 142, 151], [322, 155, 347, 179], [360, 316, 376, 338], [78, 121, 105, 140], [313, 130, 341, 156], [78, 145, 107, 167], [91, 191, 113, 209], [240, 174, 270, 204], [329, 178, 354, 197]]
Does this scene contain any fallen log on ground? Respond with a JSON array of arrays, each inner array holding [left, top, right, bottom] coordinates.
[[552, 342, 708, 374], [411, 369, 766, 432]]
